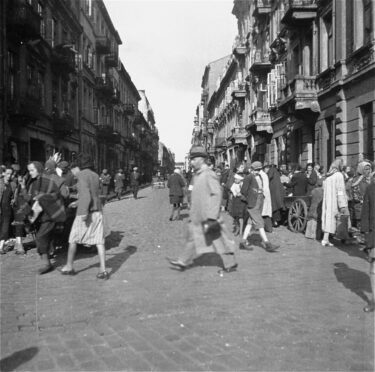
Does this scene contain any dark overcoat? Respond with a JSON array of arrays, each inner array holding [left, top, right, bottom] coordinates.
[[361, 182, 375, 248], [268, 167, 284, 212]]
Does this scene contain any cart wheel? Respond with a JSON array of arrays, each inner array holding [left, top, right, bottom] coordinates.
[[288, 198, 308, 233]]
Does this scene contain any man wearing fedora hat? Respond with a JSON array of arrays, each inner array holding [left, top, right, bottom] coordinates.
[[167, 145, 237, 275], [130, 167, 140, 199], [240, 161, 279, 252]]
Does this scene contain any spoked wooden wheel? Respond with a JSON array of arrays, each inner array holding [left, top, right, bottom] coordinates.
[[288, 198, 308, 233]]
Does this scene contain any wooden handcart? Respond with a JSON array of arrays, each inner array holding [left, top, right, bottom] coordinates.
[[284, 195, 312, 233]]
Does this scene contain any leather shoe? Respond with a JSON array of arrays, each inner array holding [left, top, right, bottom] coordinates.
[[38, 265, 54, 275], [60, 268, 76, 276], [264, 242, 279, 252], [218, 264, 238, 276]]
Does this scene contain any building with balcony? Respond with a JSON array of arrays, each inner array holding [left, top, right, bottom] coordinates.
[[231, 0, 374, 168], [1, 0, 83, 168], [1, 0, 161, 175]]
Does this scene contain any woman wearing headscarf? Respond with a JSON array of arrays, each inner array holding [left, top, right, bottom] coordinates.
[[351, 160, 373, 230], [20, 161, 61, 273], [321, 158, 349, 246]]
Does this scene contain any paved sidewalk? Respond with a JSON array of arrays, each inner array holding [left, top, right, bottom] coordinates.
[[0, 186, 374, 371]]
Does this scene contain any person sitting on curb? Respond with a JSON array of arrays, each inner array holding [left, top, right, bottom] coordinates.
[[239, 161, 279, 252]]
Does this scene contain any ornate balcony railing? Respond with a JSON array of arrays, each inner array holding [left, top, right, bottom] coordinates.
[[214, 137, 227, 149], [52, 110, 75, 136], [232, 80, 247, 99], [282, 0, 317, 27], [7, 1, 41, 40], [253, 0, 271, 16], [51, 45, 76, 74], [250, 50, 272, 74], [105, 53, 118, 68], [233, 36, 248, 56], [248, 108, 273, 133], [96, 35, 111, 55], [123, 103, 135, 115], [278, 75, 320, 113]]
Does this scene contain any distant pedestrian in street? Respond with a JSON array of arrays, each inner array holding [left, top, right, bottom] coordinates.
[[240, 161, 279, 252], [167, 168, 185, 221], [361, 172, 375, 312], [130, 167, 140, 199], [260, 164, 273, 232], [0, 165, 16, 254], [99, 169, 111, 199], [168, 146, 237, 275], [321, 158, 349, 246], [267, 165, 285, 227], [60, 154, 109, 279], [114, 169, 125, 200]]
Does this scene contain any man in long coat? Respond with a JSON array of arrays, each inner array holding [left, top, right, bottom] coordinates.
[[130, 167, 140, 199], [168, 146, 237, 275], [361, 176, 375, 312]]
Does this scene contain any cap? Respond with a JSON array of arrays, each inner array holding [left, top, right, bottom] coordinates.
[[189, 145, 208, 159], [251, 161, 263, 170]]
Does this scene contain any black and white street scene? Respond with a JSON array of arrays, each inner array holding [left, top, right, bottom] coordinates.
[[0, 0, 374, 371]]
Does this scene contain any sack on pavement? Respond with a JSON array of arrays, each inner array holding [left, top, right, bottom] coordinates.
[[305, 219, 317, 239]]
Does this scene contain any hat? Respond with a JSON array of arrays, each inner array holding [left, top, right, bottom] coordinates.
[[79, 154, 94, 170], [189, 145, 208, 159], [57, 161, 69, 171], [133, 167, 138, 170], [251, 161, 263, 170], [45, 160, 57, 171], [234, 174, 244, 181]]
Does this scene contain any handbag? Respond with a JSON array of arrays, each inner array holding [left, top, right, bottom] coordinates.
[[335, 214, 350, 240], [203, 219, 221, 244], [305, 219, 317, 239]]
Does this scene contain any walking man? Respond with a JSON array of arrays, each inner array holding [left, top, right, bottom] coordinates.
[[167, 168, 185, 221], [168, 145, 237, 275], [130, 167, 140, 199], [114, 169, 125, 200], [60, 154, 109, 279]]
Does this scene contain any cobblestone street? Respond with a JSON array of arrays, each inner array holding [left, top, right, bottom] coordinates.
[[0, 186, 374, 371]]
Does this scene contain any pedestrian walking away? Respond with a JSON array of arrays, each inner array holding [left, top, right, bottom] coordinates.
[[240, 161, 279, 252], [167, 168, 185, 221], [130, 167, 140, 199], [168, 145, 237, 275], [114, 169, 125, 200], [60, 154, 109, 279]]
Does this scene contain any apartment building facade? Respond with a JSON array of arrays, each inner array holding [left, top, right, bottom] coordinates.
[[195, 0, 374, 170], [0, 0, 160, 174]]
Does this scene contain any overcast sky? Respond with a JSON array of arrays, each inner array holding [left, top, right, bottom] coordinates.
[[105, 0, 237, 162]]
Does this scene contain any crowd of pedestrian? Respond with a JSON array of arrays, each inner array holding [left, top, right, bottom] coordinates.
[[0, 153, 146, 279], [167, 146, 375, 313]]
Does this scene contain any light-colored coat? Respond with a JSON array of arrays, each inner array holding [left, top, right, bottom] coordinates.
[[189, 165, 235, 256], [260, 170, 272, 217], [322, 171, 348, 233]]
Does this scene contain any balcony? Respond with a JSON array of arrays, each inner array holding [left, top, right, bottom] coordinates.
[[123, 103, 135, 115], [227, 127, 248, 145], [52, 111, 75, 137], [95, 124, 114, 140], [233, 36, 248, 56], [207, 122, 215, 134], [278, 75, 320, 114], [214, 137, 227, 149], [105, 53, 118, 68], [95, 76, 119, 104], [282, 0, 318, 27], [7, 1, 41, 41], [250, 51, 272, 74], [248, 109, 273, 133], [51, 45, 76, 74], [8, 93, 42, 122], [253, 0, 271, 17], [231, 81, 247, 99], [96, 35, 111, 55]]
